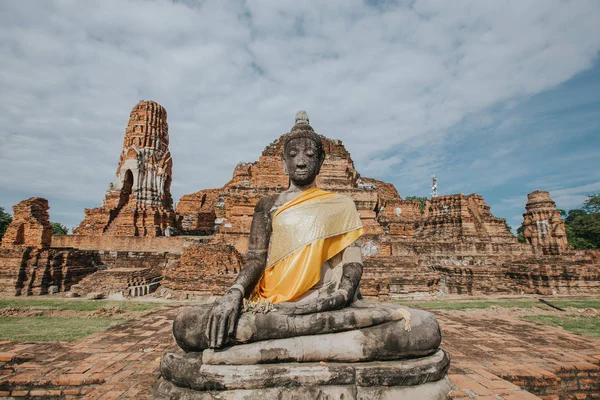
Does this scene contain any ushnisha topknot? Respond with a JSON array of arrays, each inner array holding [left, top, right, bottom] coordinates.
[[283, 110, 325, 159]]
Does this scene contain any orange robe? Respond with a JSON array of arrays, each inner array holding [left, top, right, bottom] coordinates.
[[253, 187, 364, 303]]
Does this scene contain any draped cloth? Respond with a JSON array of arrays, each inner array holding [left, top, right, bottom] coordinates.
[[253, 187, 364, 304]]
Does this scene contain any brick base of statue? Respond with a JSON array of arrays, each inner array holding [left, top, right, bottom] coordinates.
[[153, 301, 451, 399]]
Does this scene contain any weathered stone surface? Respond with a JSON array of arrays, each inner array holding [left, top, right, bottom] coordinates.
[[74, 100, 176, 237], [174, 301, 413, 352], [154, 377, 452, 400], [522, 190, 568, 254], [0, 198, 51, 249], [158, 349, 449, 391], [201, 316, 439, 365]]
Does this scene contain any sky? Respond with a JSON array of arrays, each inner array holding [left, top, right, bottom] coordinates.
[[1, 0, 599, 232]]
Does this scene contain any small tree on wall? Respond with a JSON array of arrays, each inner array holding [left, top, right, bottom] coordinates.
[[0, 207, 12, 241], [51, 222, 69, 235], [405, 196, 427, 213]]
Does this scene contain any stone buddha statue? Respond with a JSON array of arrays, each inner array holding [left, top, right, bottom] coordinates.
[[155, 112, 450, 399]]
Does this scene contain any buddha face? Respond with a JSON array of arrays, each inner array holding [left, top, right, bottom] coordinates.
[[282, 138, 324, 186]]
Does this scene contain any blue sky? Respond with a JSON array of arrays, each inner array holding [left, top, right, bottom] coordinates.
[[1, 0, 599, 232]]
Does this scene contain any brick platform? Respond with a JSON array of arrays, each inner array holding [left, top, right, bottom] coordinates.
[[0, 305, 599, 399]]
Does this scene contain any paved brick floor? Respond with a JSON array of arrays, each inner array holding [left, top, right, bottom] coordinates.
[[0, 305, 599, 399]]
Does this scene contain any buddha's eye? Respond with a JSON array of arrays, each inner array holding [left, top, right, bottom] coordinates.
[[306, 151, 315, 157], [288, 150, 298, 157]]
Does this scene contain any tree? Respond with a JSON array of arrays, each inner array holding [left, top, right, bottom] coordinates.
[[566, 224, 595, 249], [565, 209, 586, 225], [583, 193, 600, 214], [516, 225, 526, 244], [405, 196, 427, 213], [0, 207, 12, 241], [568, 213, 600, 249], [51, 222, 68, 235]]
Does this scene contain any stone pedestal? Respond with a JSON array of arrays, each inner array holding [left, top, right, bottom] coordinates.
[[154, 349, 450, 399]]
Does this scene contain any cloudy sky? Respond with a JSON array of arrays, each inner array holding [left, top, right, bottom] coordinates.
[[1, 0, 599, 232]]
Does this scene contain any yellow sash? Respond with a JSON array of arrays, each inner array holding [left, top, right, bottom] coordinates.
[[254, 187, 364, 303]]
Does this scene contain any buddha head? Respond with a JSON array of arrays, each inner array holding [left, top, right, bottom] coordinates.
[[282, 111, 325, 186]]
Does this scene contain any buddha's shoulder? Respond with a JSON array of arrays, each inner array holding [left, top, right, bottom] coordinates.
[[254, 194, 280, 213]]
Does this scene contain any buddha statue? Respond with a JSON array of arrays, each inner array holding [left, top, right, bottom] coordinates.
[[155, 112, 450, 399]]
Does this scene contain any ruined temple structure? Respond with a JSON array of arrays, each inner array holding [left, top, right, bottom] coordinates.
[[172, 111, 600, 298], [522, 190, 568, 254], [0, 198, 52, 249], [0, 198, 96, 296], [74, 100, 176, 237], [1, 106, 598, 299]]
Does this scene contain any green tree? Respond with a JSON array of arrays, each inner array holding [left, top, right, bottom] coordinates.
[[565, 209, 586, 225], [566, 224, 595, 249], [583, 193, 600, 213], [516, 225, 526, 244], [405, 196, 427, 213], [51, 222, 69, 235], [568, 213, 600, 248], [0, 207, 12, 241]]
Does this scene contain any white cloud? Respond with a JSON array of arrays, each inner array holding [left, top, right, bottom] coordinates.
[[1, 0, 599, 228]]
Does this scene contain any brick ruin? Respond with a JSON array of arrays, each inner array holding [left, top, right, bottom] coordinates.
[[0, 198, 97, 296], [0, 105, 598, 299], [1, 198, 52, 249], [522, 190, 568, 254], [74, 100, 176, 237]]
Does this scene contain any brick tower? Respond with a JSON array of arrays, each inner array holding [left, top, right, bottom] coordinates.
[[74, 100, 176, 236], [522, 190, 568, 254]]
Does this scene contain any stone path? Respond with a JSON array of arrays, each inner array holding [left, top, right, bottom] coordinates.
[[0, 305, 598, 399]]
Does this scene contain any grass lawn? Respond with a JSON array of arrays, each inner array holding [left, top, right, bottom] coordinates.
[[394, 299, 600, 311], [521, 315, 600, 338], [0, 298, 162, 312], [0, 297, 164, 342], [0, 317, 127, 342]]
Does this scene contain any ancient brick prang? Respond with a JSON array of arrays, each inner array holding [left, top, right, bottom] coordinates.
[[0, 198, 52, 249], [74, 100, 176, 237], [522, 190, 568, 254]]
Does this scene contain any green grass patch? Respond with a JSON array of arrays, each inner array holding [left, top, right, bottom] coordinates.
[[0, 317, 126, 342], [393, 299, 600, 311], [394, 300, 539, 310], [522, 315, 600, 338], [0, 298, 161, 312]]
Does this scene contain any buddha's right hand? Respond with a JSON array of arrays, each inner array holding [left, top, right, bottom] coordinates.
[[205, 288, 243, 348]]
